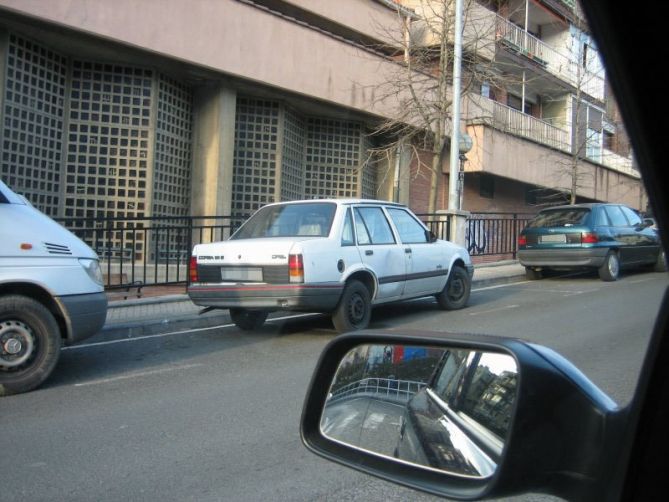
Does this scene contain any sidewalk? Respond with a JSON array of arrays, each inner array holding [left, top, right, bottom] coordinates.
[[102, 260, 526, 337]]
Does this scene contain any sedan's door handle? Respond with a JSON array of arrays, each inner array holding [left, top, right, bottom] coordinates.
[[405, 248, 412, 254], [365, 250, 373, 256]]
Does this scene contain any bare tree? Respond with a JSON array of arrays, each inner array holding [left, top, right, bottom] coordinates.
[[364, 0, 523, 212]]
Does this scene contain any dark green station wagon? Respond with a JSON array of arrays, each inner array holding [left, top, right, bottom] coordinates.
[[518, 203, 665, 281]]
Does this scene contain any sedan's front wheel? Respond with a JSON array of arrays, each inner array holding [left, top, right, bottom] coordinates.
[[598, 251, 620, 281], [436, 266, 471, 310]]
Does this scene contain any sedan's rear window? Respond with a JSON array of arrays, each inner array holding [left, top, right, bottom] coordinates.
[[527, 208, 590, 228], [230, 202, 336, 239]]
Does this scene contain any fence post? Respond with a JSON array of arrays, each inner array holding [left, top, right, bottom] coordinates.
[[512, 213, 518, 260]]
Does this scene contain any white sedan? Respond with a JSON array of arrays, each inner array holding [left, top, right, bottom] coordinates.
[[187, 199, 473, 332]]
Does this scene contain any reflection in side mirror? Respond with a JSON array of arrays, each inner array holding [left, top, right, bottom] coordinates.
[[320, 344, 518, 478]]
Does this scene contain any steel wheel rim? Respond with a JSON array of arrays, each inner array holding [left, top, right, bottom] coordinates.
[[348, 293, 366, 324], [448, 275, 465, 302], [1, 320, 36, 369]]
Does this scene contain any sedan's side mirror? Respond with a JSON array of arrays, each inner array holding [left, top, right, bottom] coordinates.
[[301, 330, 624, 501], [425, 230, 438, 243]]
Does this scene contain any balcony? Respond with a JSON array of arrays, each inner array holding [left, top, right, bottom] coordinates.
[[466, 95, 571, 153], [495, 15, 604, 101]]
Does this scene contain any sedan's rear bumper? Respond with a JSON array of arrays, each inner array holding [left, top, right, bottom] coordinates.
[[518, 247, 609, 268], [188, 283, 344, 312]]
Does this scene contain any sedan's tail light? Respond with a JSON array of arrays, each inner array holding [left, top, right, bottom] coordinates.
[[189, 256, 199, 283], [289, 254, 304, 283], [518, 234, 527, 246], [582, 232, 599, 244]]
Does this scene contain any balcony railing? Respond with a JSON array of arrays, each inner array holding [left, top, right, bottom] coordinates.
[[468, 95, 572, 152], [495, 15, 604, 101]]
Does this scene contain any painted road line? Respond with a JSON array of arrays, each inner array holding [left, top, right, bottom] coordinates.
[[468, 304, 520, 316], [74, 363, 204, 387]]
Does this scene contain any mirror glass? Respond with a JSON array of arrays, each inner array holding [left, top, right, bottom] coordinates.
[[320, 344, 518, 478]]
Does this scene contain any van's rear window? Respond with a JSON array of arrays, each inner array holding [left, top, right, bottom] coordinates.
[[527, 208, 590, 228]]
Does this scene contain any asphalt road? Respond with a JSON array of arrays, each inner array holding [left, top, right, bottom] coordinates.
[[2, 270, 666, 502]]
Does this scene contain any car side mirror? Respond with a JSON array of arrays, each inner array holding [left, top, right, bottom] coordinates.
[[425, 230, 438, 243], [301, 330, 624, 501]]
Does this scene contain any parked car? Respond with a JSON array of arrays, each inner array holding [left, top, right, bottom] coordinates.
[[188, 199, 473, 332], [518, 203, 664, 281], [0, 180, 108, 396]]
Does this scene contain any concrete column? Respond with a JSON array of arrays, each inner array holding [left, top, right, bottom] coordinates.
[[190, 84, 236, 220], [438, 209, 470, 247]]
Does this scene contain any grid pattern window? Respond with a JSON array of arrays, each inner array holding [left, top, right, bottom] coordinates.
[[1, 34, 67, 216], [360, 133, 376, 199], [153, 75, 193, 217], [232, 97, 279, 215], [304, 118, 361, 199], [280, 108, 305, 201], [64, 61, 152, 221]]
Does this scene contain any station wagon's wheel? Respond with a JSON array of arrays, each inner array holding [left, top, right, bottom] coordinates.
[[0, 295, 62, 396], [654, 249, 667, 272], [229, 308, 268, 331], [598, 251, 620, 281], [332, 280, 371, 333], [525, 267, 542, 280], [436, 265, 471, 310]]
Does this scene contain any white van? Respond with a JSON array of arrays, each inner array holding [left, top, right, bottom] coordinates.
[[0, 180, 107, 395]]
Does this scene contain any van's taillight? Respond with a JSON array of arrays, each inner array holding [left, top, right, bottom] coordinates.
[[289, 254, 304, 283], [189, 256, 199, 283], [582, 232, 599, 244], [518, 234, 527, 246]]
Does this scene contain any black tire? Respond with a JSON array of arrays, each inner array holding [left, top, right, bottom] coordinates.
[[332, 280, 371, 333], [598, 251, 620, 281], [0, 295, 62, 396], [229, 308, 268, 331], [436, 266, 471, 310], [525, 267, 542, 280], [654, 249, 667, 272]]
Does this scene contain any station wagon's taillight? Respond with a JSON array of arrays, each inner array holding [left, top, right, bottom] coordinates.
[[289, 254, 304, 283], [518, 234, 527, 246], [189, 256, 199, 283], [582, 232, 599, 244]]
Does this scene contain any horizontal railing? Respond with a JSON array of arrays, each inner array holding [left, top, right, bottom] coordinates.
[[327, 378, 426, 406], [56, 215, 247, 290], [467, 95, 572, 152]]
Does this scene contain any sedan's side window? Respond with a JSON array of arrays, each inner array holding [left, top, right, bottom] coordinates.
[[354, 207, 396, 245], [604, 205, 629, 227], [593, 207, 610, 227], [386, 208, 428, 244], [620, 206, 642, 227], [341, 208, 355, 246]]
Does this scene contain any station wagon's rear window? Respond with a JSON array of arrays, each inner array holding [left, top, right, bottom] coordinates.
[[230, 202, 336, 239], [527, 208, 590, 228]]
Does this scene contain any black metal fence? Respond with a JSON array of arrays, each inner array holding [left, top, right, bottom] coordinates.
[[56, 215, 247, 290], [57, 210, 534, 290]]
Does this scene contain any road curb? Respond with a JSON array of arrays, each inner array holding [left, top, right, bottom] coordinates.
[[99, 273, 527, 339]]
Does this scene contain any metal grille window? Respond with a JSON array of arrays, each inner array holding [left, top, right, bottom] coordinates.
[[360, 134, 376, 199], [305, 118, 361, 199], [281, 108, 305, 201], [232, 97, 279, 214], [153, 75, 192, 217], [1, 34, 67, 216], [64, 61, 153, 221]]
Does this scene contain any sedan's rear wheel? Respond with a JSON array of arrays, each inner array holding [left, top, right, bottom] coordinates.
[[332, 280, 371, 333], [598, 251, 620, 281], [229, 309, 268, 331], [654, 249, 667, 272]]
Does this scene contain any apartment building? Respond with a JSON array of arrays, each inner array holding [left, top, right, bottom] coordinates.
[[0, 0, 644, 232]]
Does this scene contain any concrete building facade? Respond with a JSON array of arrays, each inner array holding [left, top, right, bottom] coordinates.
[[0, 0, 645, 235]]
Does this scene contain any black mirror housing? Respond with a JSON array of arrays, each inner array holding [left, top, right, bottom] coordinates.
[[300, 330, 625, 501]]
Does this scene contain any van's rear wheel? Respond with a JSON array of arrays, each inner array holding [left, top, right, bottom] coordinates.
[[332, 280, 371, 333], [229, 309, 268, 331], [0, 295, 62, 396]]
